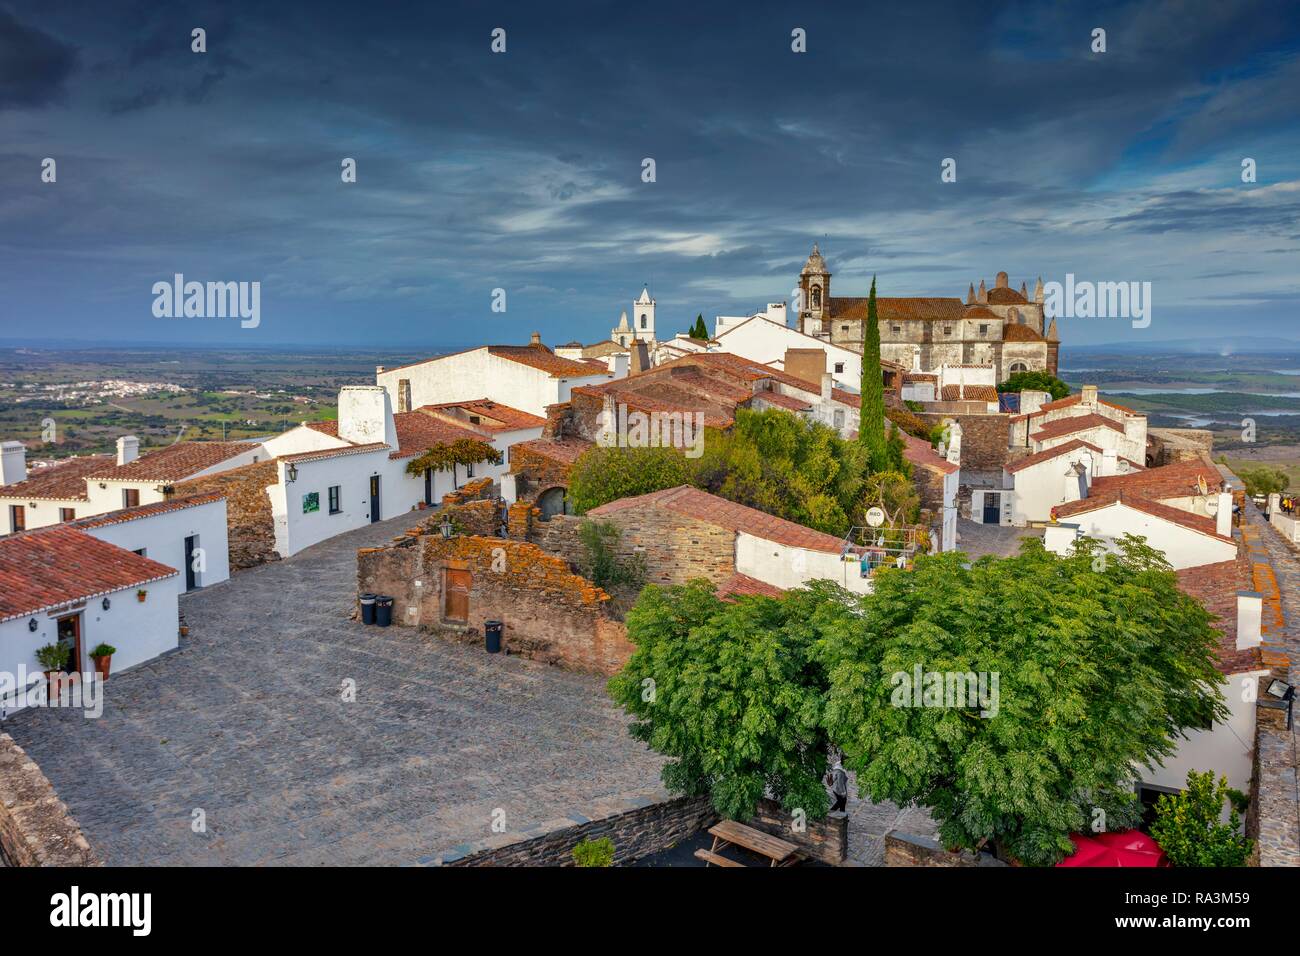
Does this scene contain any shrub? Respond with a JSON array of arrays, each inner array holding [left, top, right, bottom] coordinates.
[[90, 643, 117, 658], [1237, 465, 1289, 498], [35, 643, 69, 671], [567, 446, 690, 515], [572, 837, 615, 867], [1150, 770, 1253, 867], [577, 519, 647, 590], [997, 371, 1070, 400]]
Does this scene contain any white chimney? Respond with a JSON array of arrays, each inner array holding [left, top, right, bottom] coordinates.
[[0, 441, 27, 486], [1081, 385, 1098, 407], [1216, 491, 1233, 537], [821, 373, 833, 400], [1236, 591, 1262, 650], [338, 386, 397, 447], [116, 435, 139, 466], [945, 421, 962, 465]]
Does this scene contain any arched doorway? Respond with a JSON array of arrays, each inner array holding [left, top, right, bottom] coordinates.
[[537, 486, 568, 521]]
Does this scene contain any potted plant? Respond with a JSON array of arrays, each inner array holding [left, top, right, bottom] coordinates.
[[35, 643, 69, 692], [136, 588, 148, 602], [571, 837, 615, 867], [90, 643, 117, 681]]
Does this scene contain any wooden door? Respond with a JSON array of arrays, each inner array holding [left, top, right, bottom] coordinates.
[[444, 568, 471, 622]]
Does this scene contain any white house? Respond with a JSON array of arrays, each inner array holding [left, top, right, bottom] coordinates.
[[1045, 492, 1237, 571], [0, 436, 264, 535], [1010, 385, 1148, 466], [73, 493, 231, 591], [265, 387, 542, 557], [1000, 439, 1142, 527], [375, 335, 616, 418], [713, 313, 862, 392]]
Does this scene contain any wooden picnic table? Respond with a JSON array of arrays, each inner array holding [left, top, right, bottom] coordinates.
[[700, 819, 803, 867]]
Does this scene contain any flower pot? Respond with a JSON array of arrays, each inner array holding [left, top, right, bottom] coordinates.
[[92, 655, 111, 681], [179, 625, 189, 637], [137, 591, 146, 602]]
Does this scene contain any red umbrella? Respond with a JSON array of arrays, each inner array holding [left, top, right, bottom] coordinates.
[[1056, 830, 1168, 867]]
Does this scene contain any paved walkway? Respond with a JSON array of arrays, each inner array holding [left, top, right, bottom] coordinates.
[[954, 518, 1043, 560], [2, 514, 666, 866]]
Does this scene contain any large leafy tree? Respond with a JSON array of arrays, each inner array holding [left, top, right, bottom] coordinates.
[[608, 580, 850, 821], [998, 370, 1070, 400], [858, 276, 888, 470], [566, 445, 691, 514], [824, 536, 1227, 865], [404, 438, 501, 477]]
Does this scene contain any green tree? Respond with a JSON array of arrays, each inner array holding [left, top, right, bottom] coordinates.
[[404, 438, 501, 477], [998, 370, 1070, 401], [608, 580, 849, 821], [1150, 770, 1253, 867], [1237, 465, 1289, 498], [688, 315, 709, 340], [567, 445, 691, 514], [824, 536, 1227, 865], [858, 276, 887, 469]]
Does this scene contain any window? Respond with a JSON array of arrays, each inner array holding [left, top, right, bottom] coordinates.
[[59, 508, 75, 522], [833, 409, 845, 430], [328, 485, 341, 515], [1010, 362, 1028, 374], [834, 362, 844, 374], [123, 488, 140, 508], [466, 461, 475, 478], [979, 324, 988, 335], [943, 326, 952, 335], [840, 325, 849, 332], [891, 325, 901, 334], [10, 505, 24, 531], [640, 313, 647, 329]]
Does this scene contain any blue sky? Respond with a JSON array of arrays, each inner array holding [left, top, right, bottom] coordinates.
[[1, 0, 1298, 351]]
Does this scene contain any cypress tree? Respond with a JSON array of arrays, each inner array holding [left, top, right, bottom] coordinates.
[[859, 275, 887, 469]]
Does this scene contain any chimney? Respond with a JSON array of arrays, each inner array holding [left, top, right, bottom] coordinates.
[[821, 373, 833, 400], [529, 331, 542, 347], [1236, 591, 1262, 650], [116, 435, 139, 466], [376, 365, 386, 375], [0, 441, 26, 485], [783, 347, 827, 389], [629, 339, 650, 375], [1081, 385, 1098, 407], [1216, 491, 1233, 537], [397, 378, 411, 414], [338, 385, 397, 447]]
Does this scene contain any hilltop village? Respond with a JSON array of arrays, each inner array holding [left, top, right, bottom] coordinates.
[[2, 246, 1298, 868]]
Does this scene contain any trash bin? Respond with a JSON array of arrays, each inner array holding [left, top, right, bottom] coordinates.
[[485, 620, 503, 654], [359, 593, 376, 625], [375, 596, 393, 627]]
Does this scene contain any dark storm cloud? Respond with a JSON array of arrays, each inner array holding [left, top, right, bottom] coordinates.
[[0, 0, 1298, 346], [0, 7, 77, 108]]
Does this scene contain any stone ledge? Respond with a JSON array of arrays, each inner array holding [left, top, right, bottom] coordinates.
[[0, 732, 101, 866]]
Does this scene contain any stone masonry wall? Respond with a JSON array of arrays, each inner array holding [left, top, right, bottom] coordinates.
[[441, 793, 716, 866], [594, 507, 737, 588], [919, 412, 1011, 471], [884, 830, 1006, 867], [171, 459, 280, 571], [0, 733, 101, 866], [510, 443, 574, 502], [749, 798, 847, 865]]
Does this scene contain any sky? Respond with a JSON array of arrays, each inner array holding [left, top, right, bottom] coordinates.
[[1, 0, 1298, 352]]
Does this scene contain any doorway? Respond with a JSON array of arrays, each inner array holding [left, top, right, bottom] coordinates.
[[369, 476, 381, 523], [184, 534, 198, 591], [424, 468, 433, 506], [444, 568, 471, 623], [982, 493, 1001, 525], [56, 613, 82, 675]]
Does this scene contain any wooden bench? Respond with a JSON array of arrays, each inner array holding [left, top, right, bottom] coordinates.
[[694, 847, 745, 867], [706, 819, 804, 867]]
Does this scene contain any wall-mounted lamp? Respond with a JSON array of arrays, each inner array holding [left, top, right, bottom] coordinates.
[[286, 464, 298, 482], [440, 515, 454, 539], [102, 597, 111, 611], [27, 618, 38, 632]]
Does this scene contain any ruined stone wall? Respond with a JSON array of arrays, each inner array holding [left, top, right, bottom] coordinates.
[[170, 459, 280, 571], [1148, 428, 1214, 467], [593, 507, 736, 587], [884, 830, 1006, 867], [0, 733, 101, 866], [919, 412, 1011, 471], [510, 443, 575, 502]]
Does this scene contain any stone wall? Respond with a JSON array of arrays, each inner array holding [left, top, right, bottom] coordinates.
[[171, 459, 280, 571], [591, 506, 736, 588], [1250, 694, 1300, 866], [510, 443, 574, 503], [884, 830, 1006, 867], [357, 532, 634, 674], [919, 412, 1011, 471], [0, 733, 101, 866], [441, 792, 716, 866], [1148, 428, 1214, 467], [749, 798, 847, 865]]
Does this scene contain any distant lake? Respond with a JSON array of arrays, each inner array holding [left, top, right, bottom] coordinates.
[[1114, 388, 1300, 397]]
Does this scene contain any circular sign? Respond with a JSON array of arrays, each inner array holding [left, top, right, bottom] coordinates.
[[865, 506, 886, 528]]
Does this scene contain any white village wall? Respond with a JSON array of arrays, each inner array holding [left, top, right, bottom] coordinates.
[[1008, 451, 1094, 526], [1042, 501, 1236, 570], [1140, 671, 1265, 794], [259, 424, 349, 459], [83, 500, 231, 589], [717, 316, 863, 391], [735, 532, 872, 595], [0, 495, 85, 534]]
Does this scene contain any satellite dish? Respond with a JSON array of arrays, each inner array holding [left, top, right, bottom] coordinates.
[[866, 507, 886, 528], [1197, 475, 1208, 497]]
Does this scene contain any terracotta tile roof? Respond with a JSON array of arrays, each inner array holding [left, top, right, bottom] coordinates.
[[986, 287, 1028, 305], [1006, 439, 1105, 474], [71, 492, 226, 529], [0, 454, 112, 502], [962, 305, 999, 319], [830, 297, 966, 321], [514, 437, 593, 465], [1011, 393, 1139, 422], [1031, 413, 1125, 442], [89, 442, 259, 482], [1089, 459, 1222, 501], [903, 373, 937, 384], [588, 485, 846, 554], [1052, 490, 1232, 542], [0, 525, 178, 622], [417, 399, 546, 434], [940, 384, 999, 403], [830, 387, 860, 407], [487, 344, 609, 378], [390, 411, 487, 460], [717, 572, 786, 602], [902, 431, 959, 475], [304, 420, 352, 443], [756, 391, 812, 412], [1001, 323, 1044, 342], [1176, 552, 1264, 676], [279, 442, 388, 464]]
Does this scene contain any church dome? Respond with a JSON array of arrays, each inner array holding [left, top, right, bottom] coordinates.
[[987, 286, 1028, 305], [801, 243, 829, 275]]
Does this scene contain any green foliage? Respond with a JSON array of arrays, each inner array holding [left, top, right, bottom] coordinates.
[[571, 837, 616, 867], [886, 404, 931, 440], [577, 519, 647, 590], [567, 445, 691, 514], [35, 643, 69, 671], [857, 470, 920, 527], [1237, 465, 1289, 498], [1150, 770, 1253, 867], [608, 580, 850, 822], [404, 438, 501, 477], [998, 371, 1070, 401], [858, 276, 887, 468], [825, 536, 1227, 865], [688, 315, 709, 340], [90, 643, 117, 658], [927, 422, 950, 449]]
